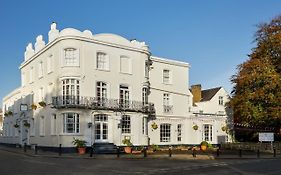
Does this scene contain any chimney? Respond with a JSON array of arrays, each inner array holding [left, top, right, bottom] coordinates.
[[191, 84, 202, 103]]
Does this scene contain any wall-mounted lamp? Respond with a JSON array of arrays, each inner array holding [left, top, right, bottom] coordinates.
[[88, 122, 93, 128]]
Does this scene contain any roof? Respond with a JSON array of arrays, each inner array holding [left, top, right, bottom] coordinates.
[[201, 87, 222, 102]]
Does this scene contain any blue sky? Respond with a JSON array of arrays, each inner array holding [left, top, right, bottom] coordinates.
[[0, 0, 281, 106]]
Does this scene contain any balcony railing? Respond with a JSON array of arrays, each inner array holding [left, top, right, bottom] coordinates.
[[52, 96, 155, 114], [163, 105, 173, 114]]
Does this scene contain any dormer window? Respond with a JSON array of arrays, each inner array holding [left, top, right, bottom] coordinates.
[[64, 48, 79, 67]]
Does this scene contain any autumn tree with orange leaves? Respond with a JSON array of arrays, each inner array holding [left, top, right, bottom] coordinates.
[[230, 15, 281, 140]]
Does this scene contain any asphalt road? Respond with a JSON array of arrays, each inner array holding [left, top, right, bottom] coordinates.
[[1, 149, 281, 175]]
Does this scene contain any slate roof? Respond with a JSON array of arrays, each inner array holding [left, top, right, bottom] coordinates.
[[201, 87, 222, 102]]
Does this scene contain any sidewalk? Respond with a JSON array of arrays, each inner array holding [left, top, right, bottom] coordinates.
[[0, 145, 279, 160]]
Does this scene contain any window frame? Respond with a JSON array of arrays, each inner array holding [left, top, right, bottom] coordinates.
[[160, 123, 171, 142], [96, 52, 109, 71], [163, 69, 171, 84], [63, 113, 80, 134], [63, 48, 80, 67], [121, 115, 131, 134]]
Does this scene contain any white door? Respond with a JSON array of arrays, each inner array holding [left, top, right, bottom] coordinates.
[[94, 114, 108, 142]]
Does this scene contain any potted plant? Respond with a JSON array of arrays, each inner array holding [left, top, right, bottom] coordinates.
[[38, 101, 46, 107], [4, 112, 8, 117], [72, 138, 87, 154], [122, 138, 133, 153], [151, 122, 158, 130], [14, 124, 19, 128], [23, 122, 30, 128], [200, 141, 208, 151], [192, 125, 198, 130], [31, 104, 37, 110]]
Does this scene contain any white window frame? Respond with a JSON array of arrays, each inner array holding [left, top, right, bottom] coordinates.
[[120, 85, 130, 108], [29, 67, 34, 84], [39, 116, 45, 136], [219, 96, 224, 105], [51, 114, 56, 135], [21, 72, 25, 87], [62, 79, 80, 105], [63, 113, 80, 134], [47, 54, 53, 73], [163, 69, 171, 84], [96, 52, 109, 70], [203, 124, 213, 142], [38, 61, 43, 78], [177, 124, 182, 142], [121, 115, 131, 134], [160, 123, 171, 142], [63, 48, 79, 67], [120, 56, 132, 74], [38, 87, 44, 102]]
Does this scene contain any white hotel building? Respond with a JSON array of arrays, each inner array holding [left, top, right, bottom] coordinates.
[[1, 23, 230, 151]]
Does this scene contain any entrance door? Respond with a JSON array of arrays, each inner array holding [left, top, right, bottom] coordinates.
[[94, 114, 108, 142]]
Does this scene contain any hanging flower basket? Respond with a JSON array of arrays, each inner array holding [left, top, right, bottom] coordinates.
[[7, 111, 13, 115], [31, 104, 37, 110], [151, 122, 158, 130], [14, 124, 19, 128], [38, 101, 46, 107], [221, 126, 227, 132], [4, 113, 8, 117], [24, 122, 30, 128], [193, 125, 198, 130]]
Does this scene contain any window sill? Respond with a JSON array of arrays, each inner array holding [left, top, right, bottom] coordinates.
[[47, 71, 53, 75], [162, 82, 172, 85], [120, 72, 133, 75], [59, 133, 82, 136], [96, 68, 110, 72]]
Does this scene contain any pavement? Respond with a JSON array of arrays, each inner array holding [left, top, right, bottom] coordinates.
[[0, 144, 280, 160]]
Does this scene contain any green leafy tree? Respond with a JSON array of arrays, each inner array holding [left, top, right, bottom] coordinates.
[[230, 15, 281, 139]]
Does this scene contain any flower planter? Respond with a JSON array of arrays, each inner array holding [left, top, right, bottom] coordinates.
[[200, 145, 207, 151], [124, 146, 132, 154], [77, 147, 86, 155]]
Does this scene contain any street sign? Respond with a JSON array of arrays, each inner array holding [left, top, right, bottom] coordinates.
[[259, 132, 274, 142]]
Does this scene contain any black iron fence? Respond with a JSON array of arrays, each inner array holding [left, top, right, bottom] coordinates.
[[52, 96, 155, 114]]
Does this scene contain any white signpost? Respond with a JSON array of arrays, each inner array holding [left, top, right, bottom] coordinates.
[[259, 132, 274, 142]]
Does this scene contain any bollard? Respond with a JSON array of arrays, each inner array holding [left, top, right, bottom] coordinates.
[[23, 143, 27, 152], [239, 149, 242, 158], [216, 149, 220, 157], [35, 145, 38, 155], [169, 147, 172, 157], [116, 147, 120, 158], [257, 149, 260, 158], [58, 144, 62, 156], [89, 145, 94, 157], [273, 149, 276, 157], [143, 147, 147, 158], [192, 149, 196, 157]]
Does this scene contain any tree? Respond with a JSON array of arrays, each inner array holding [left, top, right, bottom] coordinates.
[[230, 15, 281, 140]]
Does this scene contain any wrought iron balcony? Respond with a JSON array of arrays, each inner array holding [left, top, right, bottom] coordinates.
[[52, 96, 155, 115]]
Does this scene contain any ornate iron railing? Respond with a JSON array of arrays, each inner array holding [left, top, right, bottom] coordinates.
[[52, 96, 155, 114]]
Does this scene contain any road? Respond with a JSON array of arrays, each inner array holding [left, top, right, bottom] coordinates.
[[1, 149, 281, 175]]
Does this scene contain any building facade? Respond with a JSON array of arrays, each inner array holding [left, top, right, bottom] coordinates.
[[1, 24, 230, 150]]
